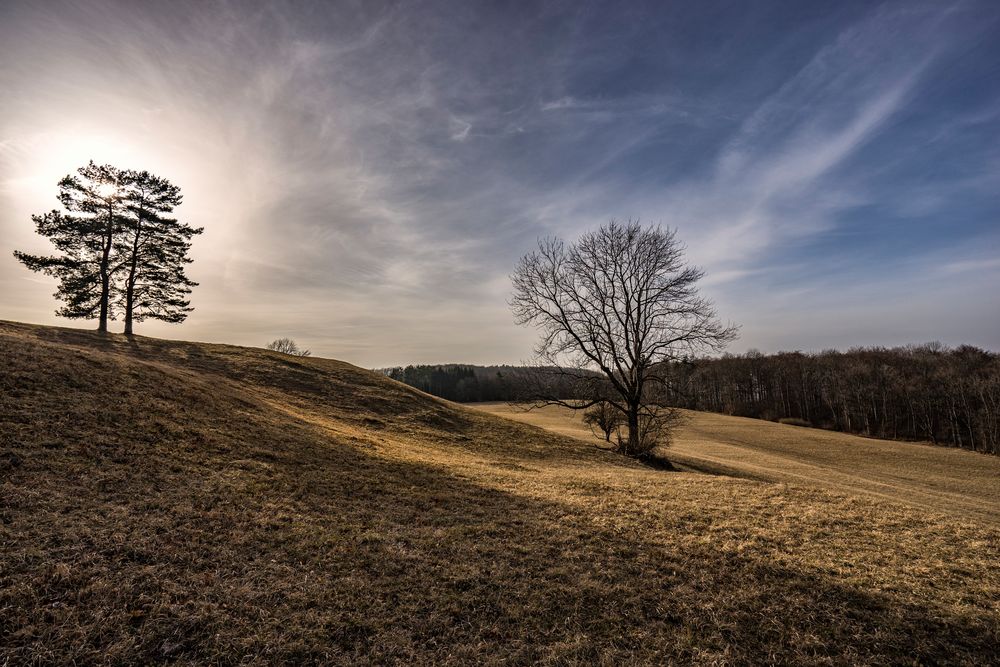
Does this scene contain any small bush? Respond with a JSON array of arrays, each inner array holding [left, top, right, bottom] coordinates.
[[616, 405, 684, 456], [265, 338, 311, 357], [778, 417, 812, 428], [582, 401, 623, 442]]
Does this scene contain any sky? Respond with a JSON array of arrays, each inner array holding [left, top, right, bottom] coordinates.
[[1, 0, 998, 367]]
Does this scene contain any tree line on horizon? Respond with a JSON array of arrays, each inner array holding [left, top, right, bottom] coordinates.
[[14, 161, 201, 334], [656, 344, 1000, 455], [382, 343, 1000, 456], [378, 364, 585, 403]]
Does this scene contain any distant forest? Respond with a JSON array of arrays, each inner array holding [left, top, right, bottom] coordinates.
[[657, 345, 999, 455], [378, 365, 554, 403], [381, 344, 1000, 455]]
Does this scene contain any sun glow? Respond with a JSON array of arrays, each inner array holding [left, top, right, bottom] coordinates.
[[95, 181, 118, 199], [2, 129, 145, 200], [0, 127, 180, 256]]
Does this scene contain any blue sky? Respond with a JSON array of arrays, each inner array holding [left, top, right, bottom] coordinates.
[[1, 0, 998, 365]]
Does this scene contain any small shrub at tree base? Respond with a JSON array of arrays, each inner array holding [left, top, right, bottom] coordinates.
[[583, 401, 624, 442], [617, 406, 684, 457]]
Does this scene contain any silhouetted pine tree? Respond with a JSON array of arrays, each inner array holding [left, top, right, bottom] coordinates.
[[14, 162, 125, 332], [116, 170, 202, 334]]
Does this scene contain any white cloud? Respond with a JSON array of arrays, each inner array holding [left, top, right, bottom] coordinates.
[[448, 115, 472, 141]]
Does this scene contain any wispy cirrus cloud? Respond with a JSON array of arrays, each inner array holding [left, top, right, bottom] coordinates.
[[666, 6, 947, 268], [1, 0, 998, 363]]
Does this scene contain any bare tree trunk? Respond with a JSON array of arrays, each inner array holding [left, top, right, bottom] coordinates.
[[625, 402, 640, 456]]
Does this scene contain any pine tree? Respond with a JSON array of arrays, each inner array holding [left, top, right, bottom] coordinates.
[[14, 162, 125, 332], [116, 170, 202, 334]]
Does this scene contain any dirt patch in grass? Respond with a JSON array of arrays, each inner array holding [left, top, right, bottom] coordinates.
[[2, 321, 999, 664]]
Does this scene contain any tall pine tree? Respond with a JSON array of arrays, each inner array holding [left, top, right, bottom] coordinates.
[[116, 170, 202, 334], [14, 162, 125, 332], [15, 162, 202, 334]]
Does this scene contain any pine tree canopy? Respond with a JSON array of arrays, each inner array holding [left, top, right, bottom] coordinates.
[[13, 161, 201, 334]]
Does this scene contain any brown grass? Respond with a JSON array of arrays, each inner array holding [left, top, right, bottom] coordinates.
[[476, 403, 1000, 524], [2, 320, 999, 665]]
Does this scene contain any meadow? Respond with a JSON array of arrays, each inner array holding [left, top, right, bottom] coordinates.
[[475, 403, 1000, 524], [2, 320, 999, 664]]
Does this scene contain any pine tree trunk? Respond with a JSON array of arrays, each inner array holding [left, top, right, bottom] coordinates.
[[98, 243, 111, 333], [124, 203, 143, 336], [97, 201, 114, 333], [98, 276, 108, 333], [124, 294, 133, 334], [124, 257, 138, 335]]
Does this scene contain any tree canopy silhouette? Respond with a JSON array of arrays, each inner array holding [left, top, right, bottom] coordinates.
[[117, 170, 202, 334], [14, 162, 125, 332], [14, 161, 201, 334]]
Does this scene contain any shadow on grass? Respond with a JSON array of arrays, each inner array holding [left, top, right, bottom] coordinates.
[[4, 424, 996, 664], [667, 453, 777, 483]]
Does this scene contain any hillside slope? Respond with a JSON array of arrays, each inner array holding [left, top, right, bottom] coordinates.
[[475, 404, 1000, 524], [2, 321, 999, 665]]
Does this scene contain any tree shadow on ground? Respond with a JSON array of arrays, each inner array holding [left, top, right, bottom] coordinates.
[[4, 420, 997, 665]]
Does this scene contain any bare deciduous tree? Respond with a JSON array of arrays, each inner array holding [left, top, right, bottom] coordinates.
[[511, 220, 737, 459], [266, 338, 311, 357]]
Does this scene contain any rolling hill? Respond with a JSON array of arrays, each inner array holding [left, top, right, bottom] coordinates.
[[2, 321, 998, 664], [475, 404, 1000, 524]]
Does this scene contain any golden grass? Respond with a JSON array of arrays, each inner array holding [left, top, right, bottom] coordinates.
[[2, 320, 999, 665], [475, 403, 1000, 524]]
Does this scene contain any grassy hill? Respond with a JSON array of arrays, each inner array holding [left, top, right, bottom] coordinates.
[[2, 321, 999, 664], [476, 404, 1000, 524]]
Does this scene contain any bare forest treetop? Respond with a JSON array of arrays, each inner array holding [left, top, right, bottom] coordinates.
[[511, 220, 738, 458]]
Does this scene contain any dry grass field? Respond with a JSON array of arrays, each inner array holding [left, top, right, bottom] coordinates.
[[474, 403, 1000, 524], [2, 320, 999, 665]]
